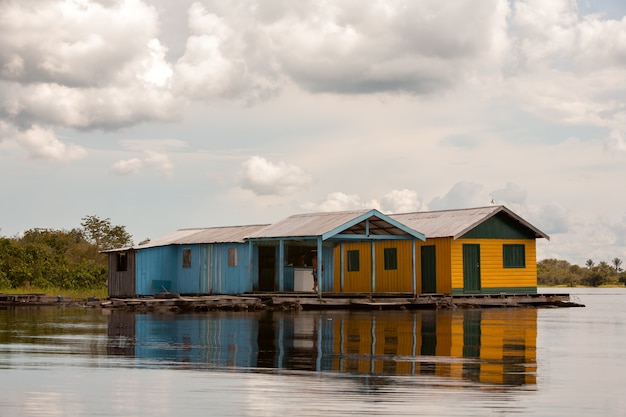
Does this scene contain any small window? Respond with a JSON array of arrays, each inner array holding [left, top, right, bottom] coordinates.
[[228, 247, 237, 267], [384, 247, 398, 270], [182, 248, 192, 268], [116, 252, 127, 272], [503, 244, 525, 268], [347, 250, 360, 272]]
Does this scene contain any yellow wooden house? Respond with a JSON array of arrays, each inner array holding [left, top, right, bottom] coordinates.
[[333, 206, 549, 295]]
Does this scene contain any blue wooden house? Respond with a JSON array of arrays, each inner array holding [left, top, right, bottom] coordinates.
[[106, 225, 267, 297]]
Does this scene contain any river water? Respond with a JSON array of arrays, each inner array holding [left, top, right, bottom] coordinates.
[[0, 288, 624, 417]]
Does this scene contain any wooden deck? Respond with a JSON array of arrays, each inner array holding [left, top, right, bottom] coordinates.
[[254, 292, 583, 310], [100, 291, 583, 312], [1, 292, 584, 311]]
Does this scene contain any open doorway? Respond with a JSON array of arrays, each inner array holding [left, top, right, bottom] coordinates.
[[258, 246, 276, 291]]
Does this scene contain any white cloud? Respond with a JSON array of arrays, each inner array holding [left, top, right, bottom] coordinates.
[[144, 151, 174, 178], [239, 156, 312, 195], [504, 0, 626, 129], [531, 203, 570, 235], [265, 0, 509, 94], [605, 130, 626, 152], [379, 189, 423, 213], [140, 39, 173, 88], [13, 125, 87, 162], [490, 182, 527, 205], [302, 189, 421, 214], [0, 0, 161, 86], [112, 151, 174, 178], [112, 158, 143, 176], [172, 2, 278, 103], [311, 192, 368, 212], [428, 182, 487, 211], [0, 0, 179, 130]]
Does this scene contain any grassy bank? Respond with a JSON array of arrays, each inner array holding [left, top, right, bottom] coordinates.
[[0, 287, 107, 301]]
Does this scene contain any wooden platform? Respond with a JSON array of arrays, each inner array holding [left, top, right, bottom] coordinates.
[[102, 295, 266, 312], [258, 292, 583, 310], [0, 291, 583, 311], [100, 292, 584, 312]]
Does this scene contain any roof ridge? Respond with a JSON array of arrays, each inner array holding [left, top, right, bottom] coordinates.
[[391, 205, 503, 216]]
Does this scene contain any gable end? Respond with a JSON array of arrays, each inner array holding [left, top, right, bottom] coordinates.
[[459, 212, 537, 239]]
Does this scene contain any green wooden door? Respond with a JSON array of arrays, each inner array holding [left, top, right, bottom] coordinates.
[[421, 245, 437, 293], [462, 244, 481, 293]]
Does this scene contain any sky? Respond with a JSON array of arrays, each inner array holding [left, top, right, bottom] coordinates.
[[1, 0, 625, 266]]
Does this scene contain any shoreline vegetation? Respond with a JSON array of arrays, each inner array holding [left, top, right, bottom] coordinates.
[[0, 286, 107, 301], [1, 216, 624, 299], [0, 215, 132, 300]]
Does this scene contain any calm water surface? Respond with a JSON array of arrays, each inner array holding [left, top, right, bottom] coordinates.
[[0, 288, 624, 417]]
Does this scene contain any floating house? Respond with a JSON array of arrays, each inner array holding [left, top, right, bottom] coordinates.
[[394, 206, 549, 294], [105, 205, 548, 298], [332, 206, 549, 295], [106, 225, 268, 298]]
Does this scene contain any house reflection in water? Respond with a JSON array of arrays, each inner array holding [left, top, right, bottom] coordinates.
[[107, 309, 536, 386]]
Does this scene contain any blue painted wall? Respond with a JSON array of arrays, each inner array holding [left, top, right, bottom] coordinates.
[[135, 243, 258, 295], [207, 243, 255, 294], [320, 246, 334, 291], [177, 245, 204, 294], [136, 246, 177, 295]]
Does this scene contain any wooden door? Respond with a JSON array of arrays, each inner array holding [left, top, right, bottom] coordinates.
[[420, 245, 437, 293], [462, 244, 481, 293]]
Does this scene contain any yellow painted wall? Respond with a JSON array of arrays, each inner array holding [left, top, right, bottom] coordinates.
[[334, 241, 373, 292], [418, 238, 453, 294], [450, 239, 538, 291], [334, 238, 453, 293], [334, 238, 537, 293], [374, 241, 415, 292]]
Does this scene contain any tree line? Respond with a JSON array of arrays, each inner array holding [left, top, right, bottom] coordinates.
[[538, 257, 626, 287], [0, 216, 132, 291]]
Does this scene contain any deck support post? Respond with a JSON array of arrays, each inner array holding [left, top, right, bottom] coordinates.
[[340, 243, 345, 292], [370, 241, 376, 293], [278, 239, 285, 292], [317, 237, 323, 297]]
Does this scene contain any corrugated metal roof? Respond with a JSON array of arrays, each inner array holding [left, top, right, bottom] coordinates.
[[134, 224, 269, 249], [246, 209, 424, 240], [391, 206, 549, 240], [247, 210, 370, 239]]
